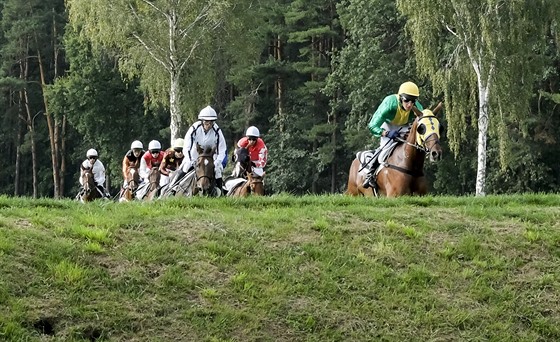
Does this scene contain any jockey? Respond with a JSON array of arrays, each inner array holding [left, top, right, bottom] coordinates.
[[80, 148, 110, 198], [363, 81, 424, 189], [235, 126, 268, 177], [139, 140, 164, 180], [159, 138, 185, 186], [176, 105, 227, 190], [122, 140, 145, 187]]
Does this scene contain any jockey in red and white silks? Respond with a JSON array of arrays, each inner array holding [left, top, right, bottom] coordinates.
[[139, 140, 164, 180], [236, 126, 267, 177]]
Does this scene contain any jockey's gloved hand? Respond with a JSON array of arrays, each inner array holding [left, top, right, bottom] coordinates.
[[387, 129, 400, 140]]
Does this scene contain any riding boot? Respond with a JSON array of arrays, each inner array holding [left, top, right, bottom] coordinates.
[[362, 161, 378, 189], [216, 178, 223, 190]]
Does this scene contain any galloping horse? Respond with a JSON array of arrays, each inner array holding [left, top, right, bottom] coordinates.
[[194, 144, 220, 196], [77, 166, 102, 203], [143, 167, 161, 201], [228, 172, 265, 197], [346, 103, 444, 197], [231, 147, 251, 178], [120, 167, 140, 202]]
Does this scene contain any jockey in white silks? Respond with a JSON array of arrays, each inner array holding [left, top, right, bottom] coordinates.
[[175, 105, 227, 190]]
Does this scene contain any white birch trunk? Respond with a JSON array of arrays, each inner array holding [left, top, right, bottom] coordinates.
[[476, 84, 490, 196], [169, 71, 182, 143], [467, 45, 493, 196]]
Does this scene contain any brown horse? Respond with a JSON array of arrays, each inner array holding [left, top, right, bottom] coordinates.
[[120, 167, 140, 202], [229, 172, 265, 197], [143, 167, 161, 201], [194, 144, 219, 196], [346, 103, 444, 197], [77, 165, 102, 203]]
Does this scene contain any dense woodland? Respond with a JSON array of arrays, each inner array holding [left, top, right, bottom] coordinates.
[[1, 0, 560, 198]]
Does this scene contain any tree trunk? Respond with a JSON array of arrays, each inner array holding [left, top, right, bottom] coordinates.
[[169, 70, 182, 142], [37, 48, 61, 198], [476, 84, 490, 196], [22, 57, 39, 198]]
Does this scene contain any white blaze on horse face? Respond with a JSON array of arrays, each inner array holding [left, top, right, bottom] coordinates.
[[204, 159, 209, 166]]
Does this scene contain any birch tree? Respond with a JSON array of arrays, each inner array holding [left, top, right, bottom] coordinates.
[[397, 0, 560, 195], [66, 0, 238, 141]]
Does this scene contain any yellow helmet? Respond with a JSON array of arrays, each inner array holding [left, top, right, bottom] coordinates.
[[398, 82, 420, 97]]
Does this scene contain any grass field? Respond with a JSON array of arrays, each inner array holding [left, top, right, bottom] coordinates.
[[0, 194, 559, 341]]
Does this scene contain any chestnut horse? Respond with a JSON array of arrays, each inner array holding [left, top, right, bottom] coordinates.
[[143, 167, 161, 201], [120, 167, 140, 202], [346, 103, 443, 197], [77, 166, 102, 203], [228, 172, 265, 197]]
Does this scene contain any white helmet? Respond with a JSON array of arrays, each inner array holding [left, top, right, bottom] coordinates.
[[246, 126, 260, 138], [198, 106, 218, 120], [130, 140, 143, 150], [173, 138, 185, 149], [148, 140, 161, 151], [86, 148, 98, 158]]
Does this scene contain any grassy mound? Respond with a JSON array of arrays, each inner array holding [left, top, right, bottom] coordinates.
[[0, 194, 559, 341]]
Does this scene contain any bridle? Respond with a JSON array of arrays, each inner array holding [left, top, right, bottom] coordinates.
[[195, 154, 215, 193]]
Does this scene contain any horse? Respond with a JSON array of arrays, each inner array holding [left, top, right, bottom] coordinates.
[[231, 147, 251, 179], [228, 171, 265, 197], [143, 167, 161, 200], [346, 103, 444, 197], [77, 165, 102, 203], [119, 167, 140, 202], [194, 144, 219, 196]]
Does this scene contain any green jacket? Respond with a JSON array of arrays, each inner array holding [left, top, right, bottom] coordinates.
[[367, 94, 424, 137]]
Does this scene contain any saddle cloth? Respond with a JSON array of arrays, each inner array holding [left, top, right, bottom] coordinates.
[[356, 140, 400, 175]]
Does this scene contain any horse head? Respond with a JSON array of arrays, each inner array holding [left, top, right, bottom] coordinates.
[[232, 147, 251, 178], [80, 165, 99, 202], [194, 143, 216, 195], [411, 103, 443, 162], [126, 167, 140, 192], [247, 172, 264, 196]]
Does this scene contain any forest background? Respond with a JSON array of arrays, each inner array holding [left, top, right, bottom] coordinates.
[[1, 0, 560, 198]]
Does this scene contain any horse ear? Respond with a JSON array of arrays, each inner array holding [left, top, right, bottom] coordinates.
[[196, 143, 203, 154], [433, 102, 443, 116], [411, 106, 423, 117]]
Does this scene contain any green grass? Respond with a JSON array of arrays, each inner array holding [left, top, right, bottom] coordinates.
[[0, 194, 559, 341]]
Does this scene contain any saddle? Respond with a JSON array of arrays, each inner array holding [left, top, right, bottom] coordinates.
[[224, 177, 246, 196], [356, 139, 400, 176]]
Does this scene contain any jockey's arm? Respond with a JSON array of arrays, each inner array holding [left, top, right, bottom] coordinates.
[[254, 145, 268, 168], [121, 156, 129, 179], [94, 161, 106, 186], [216, 129, 227, 163], [367, 95, 398, 137], [159, 159, 170, 176], [139, 156, 149, 179]]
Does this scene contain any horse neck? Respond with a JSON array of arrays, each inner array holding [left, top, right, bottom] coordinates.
[[396, 121, 426, 171]]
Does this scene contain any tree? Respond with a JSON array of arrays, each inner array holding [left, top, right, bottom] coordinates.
[[66, 0, 257, 143], [397, 0, 560, 195], [0, 0, 67, 197]]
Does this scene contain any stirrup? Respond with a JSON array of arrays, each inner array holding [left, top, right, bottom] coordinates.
[[362, 176, 371, 189]]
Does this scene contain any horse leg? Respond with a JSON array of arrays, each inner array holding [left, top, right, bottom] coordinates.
[[344, 158, 373, 196], [411, 177, 428, 196]]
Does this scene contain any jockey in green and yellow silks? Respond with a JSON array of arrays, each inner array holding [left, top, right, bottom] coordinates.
[[363, 81, 424, 189], [367, 81, 424, 139]]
